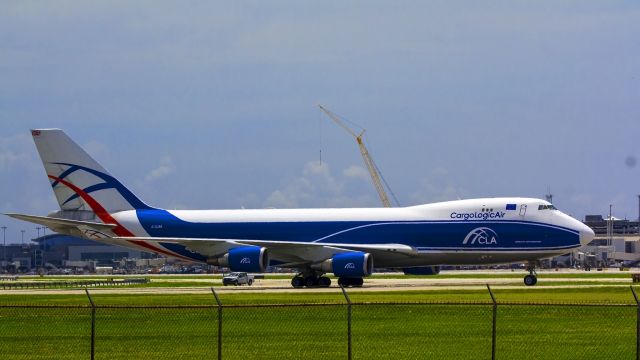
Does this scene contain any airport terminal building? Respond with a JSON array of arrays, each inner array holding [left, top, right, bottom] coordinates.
[[0, 234, 152, 271], [578, 215, 640, 267]]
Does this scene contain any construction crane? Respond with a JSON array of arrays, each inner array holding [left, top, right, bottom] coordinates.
[[318, 105, 398, 208]]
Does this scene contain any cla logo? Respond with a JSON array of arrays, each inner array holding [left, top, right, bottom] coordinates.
[[344, 263, 355, 270], [240, 257, 251, 264], [463, 227, 498, 245]]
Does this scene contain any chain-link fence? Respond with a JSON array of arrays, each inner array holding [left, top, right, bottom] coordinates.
[[1, 286, 639, 359]]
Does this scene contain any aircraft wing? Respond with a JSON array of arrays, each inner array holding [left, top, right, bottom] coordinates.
[[238, 239, 418, 265], [5, 213, 418, 267], [114, 236, 418, 266]]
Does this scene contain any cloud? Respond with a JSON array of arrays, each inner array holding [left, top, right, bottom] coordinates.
[[0, 133, 33, 170], [264, 190, 298, 209], [144, 156, 175, 182], [0, 150, 21, 169], [262, 161, 377, 209], [343, 165, 369, 181], [410, 167, 465, 204]]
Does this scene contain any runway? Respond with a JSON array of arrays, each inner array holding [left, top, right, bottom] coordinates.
[[0, 270, 636, 295]]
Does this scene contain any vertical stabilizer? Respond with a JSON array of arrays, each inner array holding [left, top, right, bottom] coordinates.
[[31, 129, 152, 214]]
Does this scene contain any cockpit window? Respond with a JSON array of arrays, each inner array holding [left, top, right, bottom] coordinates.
[[538, 204, 557, 210]]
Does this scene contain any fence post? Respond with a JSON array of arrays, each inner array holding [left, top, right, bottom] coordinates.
[[340, 285, 352, 360], [211, 287, 222, 360], [85, 288, 96, 360], [487, 284, 497, 360], [631, 286, 639, 360]]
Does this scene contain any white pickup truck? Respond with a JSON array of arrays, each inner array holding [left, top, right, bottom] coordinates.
[[222, 272, 254, 286]]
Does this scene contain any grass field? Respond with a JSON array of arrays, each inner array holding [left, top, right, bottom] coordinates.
[[0, 286, 639, 306], [1, 273, 639, 359], [0, 296, 636, 359]]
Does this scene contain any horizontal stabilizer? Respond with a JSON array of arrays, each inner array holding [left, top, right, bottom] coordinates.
[[5, 213, 116, 238]]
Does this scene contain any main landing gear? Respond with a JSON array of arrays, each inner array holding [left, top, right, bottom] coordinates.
[[291, 273, 332, 288], [290, 273, 365, 288], [524, 263, 538, 286]]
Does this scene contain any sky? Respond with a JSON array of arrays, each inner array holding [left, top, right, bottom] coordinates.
[[1, 1, 639, 243]]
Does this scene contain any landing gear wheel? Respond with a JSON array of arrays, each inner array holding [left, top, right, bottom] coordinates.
[[304, 276, 318, 288], [524, 262, 538, 286], [524, 274, 537, 286], [291, 276, 304, 288], [317, 276, 332, 288]]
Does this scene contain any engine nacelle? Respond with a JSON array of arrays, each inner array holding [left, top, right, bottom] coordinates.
[[402, 266, 440, 275], [208, 246, 269, 272], [312, 252, 373, 277]]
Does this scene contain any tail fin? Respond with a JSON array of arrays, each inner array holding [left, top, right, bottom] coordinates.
[[31, 129, 153, 214]]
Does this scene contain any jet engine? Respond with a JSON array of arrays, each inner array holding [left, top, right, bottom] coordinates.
[[312, 252, 373, 277], [208, 246, 269, 272]]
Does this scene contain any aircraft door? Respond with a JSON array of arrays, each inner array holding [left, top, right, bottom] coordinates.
[[519, 204, 527, 216]]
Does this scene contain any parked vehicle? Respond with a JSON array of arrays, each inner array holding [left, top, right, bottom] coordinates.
[[222, 272, 254, 286]]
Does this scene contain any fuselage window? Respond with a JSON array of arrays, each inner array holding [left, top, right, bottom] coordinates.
[[538, 204, 557, 211]]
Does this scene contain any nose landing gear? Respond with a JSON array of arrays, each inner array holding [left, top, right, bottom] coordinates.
[[524, 263, 538, 286]]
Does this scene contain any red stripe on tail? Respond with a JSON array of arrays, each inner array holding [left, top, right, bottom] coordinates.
[[47, 175, 134, 237]]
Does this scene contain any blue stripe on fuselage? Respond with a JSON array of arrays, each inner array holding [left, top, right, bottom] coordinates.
[[159, 242, 208, 262], [135, 209, 580, 250]]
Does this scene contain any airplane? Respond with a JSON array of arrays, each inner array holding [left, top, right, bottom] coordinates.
[[5, 129, 594, 287]]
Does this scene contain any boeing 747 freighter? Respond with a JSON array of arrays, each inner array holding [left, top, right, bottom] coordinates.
[[6, 129, 594, 287]]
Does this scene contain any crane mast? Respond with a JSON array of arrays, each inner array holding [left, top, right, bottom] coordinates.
[[318, 105, 393, 208]]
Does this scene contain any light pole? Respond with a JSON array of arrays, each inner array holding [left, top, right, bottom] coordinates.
[[1, 226, 6, 268], [35, 226, 41, 269], [609, 204, 613, 266], [42, 227, 46, 268]]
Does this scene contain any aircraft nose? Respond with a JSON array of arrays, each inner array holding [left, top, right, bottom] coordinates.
[[579, 222, 595, 246]]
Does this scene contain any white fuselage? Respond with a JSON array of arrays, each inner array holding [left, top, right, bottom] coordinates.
[[109, 197, 594, 267]]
